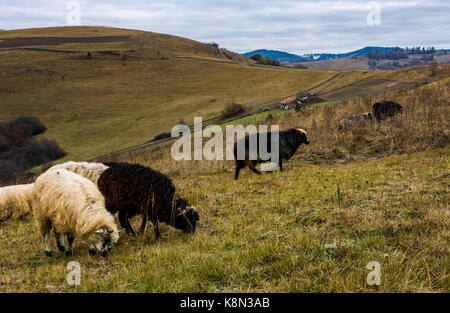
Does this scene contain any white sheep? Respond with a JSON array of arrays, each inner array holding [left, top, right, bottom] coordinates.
[[0, 183, 34, 222], [32, 169, 119, 257], [48, 161, 108, 185]]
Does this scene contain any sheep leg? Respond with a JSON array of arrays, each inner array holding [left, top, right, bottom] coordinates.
[[249, 163, 262, 175], [43, 232, 52, 257], [234, 162, 245, 180], [140, 210, 148, 234], [125, 217, 136, 236], [54, 230, 65, 252], [68, 235, 75, 247], [89, 244, 96, 256], [119, 211, 135, 236], [63, 234, 72, 256], [153, 219, 160, 239], [279, 159, 283, 172], [37, 218, 52, 257]]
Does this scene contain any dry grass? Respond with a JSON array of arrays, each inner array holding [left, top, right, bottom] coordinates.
[[280, 78, 450, 163], [1, 147, 447, 292], [112, 75, 449, 179]]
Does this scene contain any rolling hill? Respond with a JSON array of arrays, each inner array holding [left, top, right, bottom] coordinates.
[[0, 26, 337, 162]]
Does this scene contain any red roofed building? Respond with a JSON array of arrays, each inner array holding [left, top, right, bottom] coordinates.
[[280, 97, 296, 104], [280, 97, 297, 109]]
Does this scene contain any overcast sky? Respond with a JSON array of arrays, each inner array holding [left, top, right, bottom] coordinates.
[[1, 0, 449, 54]]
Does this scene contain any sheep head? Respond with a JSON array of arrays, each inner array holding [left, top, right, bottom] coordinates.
[[91, 225, 117, 256], [363, 112, 373, 120], [173, 197, 200, 233], [293, 128, 310, 145]]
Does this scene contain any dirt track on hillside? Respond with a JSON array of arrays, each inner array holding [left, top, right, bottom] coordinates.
[[0, 36, 130, 48]]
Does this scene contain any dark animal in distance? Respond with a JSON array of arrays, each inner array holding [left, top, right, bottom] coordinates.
[[372, 101, 403, 122], [233, 128, 310, 180], [98, 162, 199, 238], [338, 112, 372, 130]]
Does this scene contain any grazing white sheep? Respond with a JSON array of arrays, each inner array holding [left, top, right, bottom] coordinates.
[[32, 169, 119, 257], [49, 161, 108, 184], [0, 183, 34, 222]]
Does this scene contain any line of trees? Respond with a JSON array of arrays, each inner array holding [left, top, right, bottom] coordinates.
[[250, 54, 280, 66], [367, 47, 408, 60], [368, 46, 438, 61], [404, 46, 436, 55]]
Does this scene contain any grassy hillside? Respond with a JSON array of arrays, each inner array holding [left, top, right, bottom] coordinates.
[[0, 27, 337, 161], [0, 27, 448, 293]]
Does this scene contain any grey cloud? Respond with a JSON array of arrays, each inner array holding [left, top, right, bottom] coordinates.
[[0, 0, 448, 54]]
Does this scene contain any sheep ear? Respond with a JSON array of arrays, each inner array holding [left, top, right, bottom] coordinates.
[[95, 228, 105, 234]]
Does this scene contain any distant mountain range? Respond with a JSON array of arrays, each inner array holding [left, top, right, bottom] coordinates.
[[305, 47, 395, 61], [242, 47, 449, 64], [241, 49, 310, 63]]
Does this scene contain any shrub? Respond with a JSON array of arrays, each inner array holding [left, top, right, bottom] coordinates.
[[0, 116, 65, 184], [250, 54, 280, 66], [153, 132, 171, 141], [222, 102, 244, 118], [208, 42, 219, 49], [0, 116, 46, 151], [293, 64, 308, 69], [120, 50, 127, 60], [429, 60, 438, 76]]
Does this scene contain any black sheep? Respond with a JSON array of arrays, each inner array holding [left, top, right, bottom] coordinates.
[[373, 101, 403, 123], [98, 162, 199, 237], [233, 128, 310, 180]]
